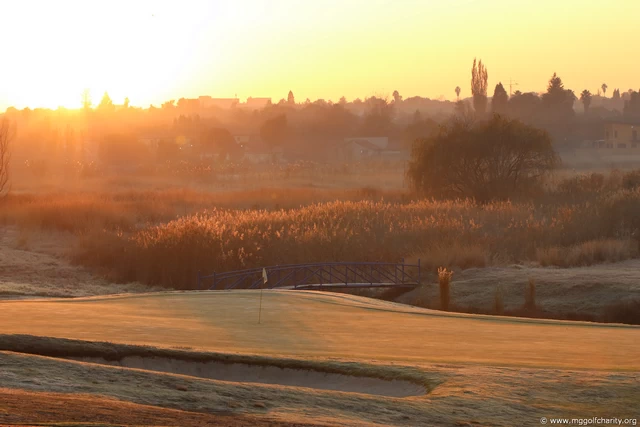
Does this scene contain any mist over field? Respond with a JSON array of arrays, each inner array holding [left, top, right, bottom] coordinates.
[[1, 2, 640, 426]]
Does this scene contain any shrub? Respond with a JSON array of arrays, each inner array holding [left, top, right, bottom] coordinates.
[[437, 267, 453, 311], [556, 172, 605, 196], [407, 115, 559, 203], [602, 299, 640, 325], [622, 170, 640, 190]]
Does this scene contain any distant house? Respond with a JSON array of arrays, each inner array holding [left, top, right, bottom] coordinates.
[[336, 137, 405, 162], [244, 97, 272, 110], [199, 96, 239, 109], [604, 120, 640, 149]]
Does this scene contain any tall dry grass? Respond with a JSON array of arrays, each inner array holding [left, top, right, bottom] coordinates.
[[437, 267, 453, 311], [0, 187, 407, 233], [66, 187, 640, 289], [2, 169, 640, 289]]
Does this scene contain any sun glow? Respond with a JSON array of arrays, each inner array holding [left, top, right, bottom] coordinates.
[[2, 0, 216, 109], [1, 0, 639, 111]]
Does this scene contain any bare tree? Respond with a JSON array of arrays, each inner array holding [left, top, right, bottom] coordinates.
[[0, 119, 14, 198]]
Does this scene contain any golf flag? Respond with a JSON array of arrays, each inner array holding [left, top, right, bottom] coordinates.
[[262, 268, 268, 286]]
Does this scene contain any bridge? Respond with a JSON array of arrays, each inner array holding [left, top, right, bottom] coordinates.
[[197, 260, 422, 291]]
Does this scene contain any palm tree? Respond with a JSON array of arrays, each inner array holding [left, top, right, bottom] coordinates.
[[455, 86, 461, 101], [601, 83, 608, 98], [580, 90, 592, 114]]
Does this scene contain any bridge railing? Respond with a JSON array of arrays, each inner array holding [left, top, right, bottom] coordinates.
[[197, 260, 421, 290]]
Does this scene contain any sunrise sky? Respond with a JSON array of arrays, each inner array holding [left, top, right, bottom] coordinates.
[[1, 0, 638, 111]]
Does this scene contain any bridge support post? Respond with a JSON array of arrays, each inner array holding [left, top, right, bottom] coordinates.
[[417, 259, 421, 286], [370, 264, 373, 286], [213, 272, 216, 290]]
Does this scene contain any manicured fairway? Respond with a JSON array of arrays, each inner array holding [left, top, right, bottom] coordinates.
[[1, 290, 638, 370]]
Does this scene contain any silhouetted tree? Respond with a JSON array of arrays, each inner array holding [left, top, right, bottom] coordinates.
[[455, 86, 461, 100], [162, 100, 176, 110], [624, 91, 640, 119], [612, 89, 621, 101], [540, 73, 576, 140], [203, 127, 242, 162], [601, 83, 608, 98], [491, 83, 509, 115], [287, 90, 295, 105], [508, 92, 541, 124], [580, 90, 592, 114], [260, 115, 288, 149], [471, 58, 489, 115], [98, 92, 115, 112], [362, 97, 394, 136], [392, 90, 402, 104], [454, 100, 475, 121], [403, 111, 437, 149], [407, 115, 558, 203]]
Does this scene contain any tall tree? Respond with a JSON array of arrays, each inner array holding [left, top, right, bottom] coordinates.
[[81, 89, 92, 111], [392, 90, 402, 104], [98, 92, 115, 112], [455, 86, 461, 101], [260, 115, 288, 149], [541, 73, 576, 140], [612, 89, 621, 101], [362, 96, 394, 136], [491, 82, 509, 115], [123, 97, 130, 108], [601, 83, 608, 98], [287, 90, 295, 105], [624, 91, 640, 118], [580, 90, 592, 114], [471, 58, 489, 115]]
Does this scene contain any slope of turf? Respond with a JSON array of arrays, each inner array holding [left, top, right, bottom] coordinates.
[[1, 290, 638, 370]]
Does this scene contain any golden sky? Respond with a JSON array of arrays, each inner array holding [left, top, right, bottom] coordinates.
[[1, 0, 638, 110]]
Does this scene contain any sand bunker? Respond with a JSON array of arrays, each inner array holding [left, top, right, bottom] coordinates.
[[70, 356, 425, 397]]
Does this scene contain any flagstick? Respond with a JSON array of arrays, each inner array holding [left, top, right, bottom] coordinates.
[[258, 280, 264, 324]]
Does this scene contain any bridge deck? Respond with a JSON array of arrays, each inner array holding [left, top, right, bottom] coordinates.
[[198, 260, 423, 291], [277, 282, 419, 290]]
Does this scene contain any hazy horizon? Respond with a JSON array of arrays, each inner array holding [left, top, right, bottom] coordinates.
[[1, 0, 639, 111]]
